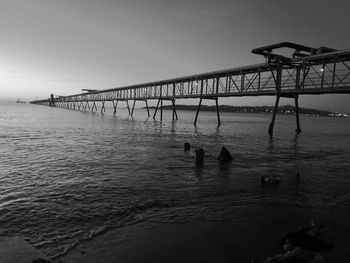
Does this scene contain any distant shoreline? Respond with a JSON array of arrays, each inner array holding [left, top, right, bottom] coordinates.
[[146, 104, 349, 118]]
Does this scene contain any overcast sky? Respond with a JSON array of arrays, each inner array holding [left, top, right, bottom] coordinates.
[[1, 0, 350, 113]]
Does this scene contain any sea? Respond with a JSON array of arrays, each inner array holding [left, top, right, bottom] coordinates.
[[0, 101, 350, 259]]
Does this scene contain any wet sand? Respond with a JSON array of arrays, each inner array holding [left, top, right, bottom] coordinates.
[[58, 206, 350, 263], [0, 236, 51, 263]]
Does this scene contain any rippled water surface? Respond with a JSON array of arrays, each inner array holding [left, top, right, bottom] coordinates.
[[1, 102, 350, 258]]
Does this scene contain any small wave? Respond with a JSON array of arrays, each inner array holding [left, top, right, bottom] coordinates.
[[83, 225, 109, 241], [50, 199, 176, 259], [51, 239, 80, 259]]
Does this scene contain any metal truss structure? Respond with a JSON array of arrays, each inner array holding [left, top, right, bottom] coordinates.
[[31, 42, 350, 135]]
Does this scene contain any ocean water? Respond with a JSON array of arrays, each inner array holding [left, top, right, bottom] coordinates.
[[0, 102, 350, 258]]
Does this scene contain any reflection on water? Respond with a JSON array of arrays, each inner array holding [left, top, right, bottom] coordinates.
[[0, 102, 350, 258]]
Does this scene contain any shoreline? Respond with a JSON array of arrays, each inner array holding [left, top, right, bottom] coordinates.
[[58, 205, 350, 263]]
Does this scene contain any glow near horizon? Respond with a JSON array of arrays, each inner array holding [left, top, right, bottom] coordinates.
[[1, 0, 350, 113]]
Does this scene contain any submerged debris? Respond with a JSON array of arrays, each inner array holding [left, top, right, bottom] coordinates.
[[184, 142, 191, 151], [195, 148, 204, 165], [217, 146, 233, 163]]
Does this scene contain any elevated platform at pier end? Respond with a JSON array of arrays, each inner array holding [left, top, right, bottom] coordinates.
[[30, 42, 350, 134]]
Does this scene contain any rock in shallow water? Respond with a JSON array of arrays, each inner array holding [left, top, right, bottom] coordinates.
[[217, 146, 232, 163], [184, 142, 191, 151], [195, 148, 204, 165]]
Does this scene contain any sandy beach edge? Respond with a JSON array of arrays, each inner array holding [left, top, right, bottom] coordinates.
[[57, 206, 350, 263]]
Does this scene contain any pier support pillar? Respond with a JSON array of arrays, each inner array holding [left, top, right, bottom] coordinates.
[[194, 97, 220, 126], [268, 95, 280, 136], [112, 100, 118, 115], [294, 96, 301, 133], [172, 99, 178, 121], [160, 99, 163, 121], [268, 67, 282, 136], [86, 101, 90, 111], [145, 100, 150, 117], [126, 100, 131, 115], [92, 101, 97, 112], [215, 97, 221, 127], [131, 100, 136, 117], [153, 99, 161, 120], [101, 100, 106, 114], [49, 94, 55, 107], [194, 98, 203, 126]]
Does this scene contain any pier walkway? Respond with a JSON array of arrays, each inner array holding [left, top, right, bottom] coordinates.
[[30, 42, 350, 134]]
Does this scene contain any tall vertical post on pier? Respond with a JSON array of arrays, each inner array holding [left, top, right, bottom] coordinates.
[[92, 101, 97, 112], [86, 101, 90, 111], [172, 99, 178, 121], [101, 100, 106, 114], [131, 100, 136, 117], [294, 67, 302, 134], [145, 100, 150, 117], [160, 86, 163, 121], [294, 95, 301, 133], [49, 94, 55, 107], [268, 67, 282, 136], [160, 99, 163, 121], [194, 98, 202, 126], [112, 100, 118, 115], [215, 77, 221, 127], [194, 80, 204, 126], [126, 100, 131, 115], [215, 97, 220, 126], [268, 95, 280, 135], [153, 99, 161, 120]]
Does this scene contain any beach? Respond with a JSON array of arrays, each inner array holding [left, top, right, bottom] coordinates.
[[59, 205, 350, 263]]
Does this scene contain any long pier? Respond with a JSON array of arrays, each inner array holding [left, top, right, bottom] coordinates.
[[31, 42, 350, 135]]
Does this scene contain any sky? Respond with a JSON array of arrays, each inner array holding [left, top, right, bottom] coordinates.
[[1, 0, 350, 113]]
